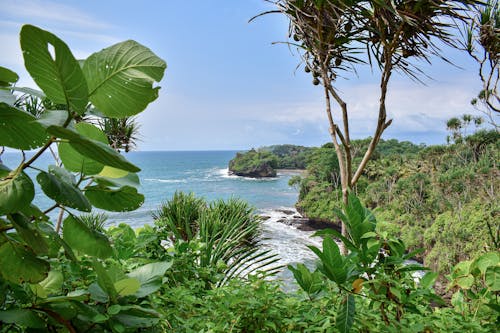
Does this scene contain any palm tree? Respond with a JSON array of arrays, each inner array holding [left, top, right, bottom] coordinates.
[[98, 116, 141, 152]]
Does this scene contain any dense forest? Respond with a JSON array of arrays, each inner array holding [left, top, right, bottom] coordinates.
[[289, 130, 499, 277]]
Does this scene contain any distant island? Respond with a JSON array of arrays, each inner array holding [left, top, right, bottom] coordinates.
[[228, 144, 313, 177]]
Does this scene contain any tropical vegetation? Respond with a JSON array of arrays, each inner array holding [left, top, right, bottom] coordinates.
[[0, 0, 499, 330], [291, 129, 499, 279], [258, 0, 486, 250], [228, 144, 314, 177]]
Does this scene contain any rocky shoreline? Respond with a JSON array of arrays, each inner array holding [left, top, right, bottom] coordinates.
[[260, 208, 340, 232]]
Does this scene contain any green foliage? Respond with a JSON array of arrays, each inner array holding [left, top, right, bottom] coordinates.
[[229, 145, 316, 178], [296, 134, 499, 277], [153, 191, 205, 241], [448, 252, 500, 329], [83, 40, 166, 117], [229, 148, 278, 176], [1, 19, 497, 333], [20, 25, 88, 114], [262, 144, 314, 169], [154, 194, 280, 287], [0, 24, 166, 332], [0, 103, 48, 150], [286, 195, 499, 332]]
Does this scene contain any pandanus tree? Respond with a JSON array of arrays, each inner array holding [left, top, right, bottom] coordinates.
[[463, 0, 499, 130], [97, 116, 141, 152], [266, 0, 480, 250]]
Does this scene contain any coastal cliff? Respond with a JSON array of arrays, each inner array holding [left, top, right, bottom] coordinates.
[[228, 145, 313, 178]]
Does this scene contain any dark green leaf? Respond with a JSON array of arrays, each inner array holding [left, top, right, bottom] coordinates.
[[37, 170, 91, 211], [39, 270, 64, 295], [83, 40, 166, 117], [0, 103, 48, 150], [37, 110, 69, 128], [20, 25, 88, 113], [336, 294, 356, 333], [114, 278, 140, 297], [419, 272, 438, 289], [10, 213, 48, 254], [0, 309, 45, 328], [62, 215, 113, 259], [0, 242, 49, 284], [0, 164, 35, 214], [0, 66, 19, 86], [128, 261, 172, 298], [485, 266, 500, 291], [50, 125, 140, 172], [38, 222, 77, 262], [85, 185, 144, 212], [58, 122, 106, 175], [113, 305, 160, 328], [92, 260, 118, 302]]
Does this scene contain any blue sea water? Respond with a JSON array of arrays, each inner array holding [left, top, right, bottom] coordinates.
[[119, 150, 300, 227], [3, 150, 297, 225], [2, 150, 322, 283]]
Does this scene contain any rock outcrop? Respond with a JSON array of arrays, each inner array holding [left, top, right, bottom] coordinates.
[[228, 159, 276, 178], [228, 150, 277, 178]]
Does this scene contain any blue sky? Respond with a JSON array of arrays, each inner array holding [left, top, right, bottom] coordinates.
[[0, 0, 488, 150]]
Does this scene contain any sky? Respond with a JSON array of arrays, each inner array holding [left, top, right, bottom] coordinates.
[[0, 0, 490, 150]]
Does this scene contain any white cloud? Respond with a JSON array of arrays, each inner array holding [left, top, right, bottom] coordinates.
[[0, 33, 23, 67], [0, 0, 121, 87], [249, 80, 477, 136], [0, 0, 114, 30]]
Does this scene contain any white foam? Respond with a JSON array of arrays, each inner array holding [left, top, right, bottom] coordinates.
[[144, 178, 187, 184], [258, 208, 323, 266], [218, 168, 280, 181]]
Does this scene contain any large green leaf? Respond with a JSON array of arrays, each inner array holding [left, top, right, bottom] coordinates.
[[128, 261, 172, 298], [83, 40, 166, 117], [95, 172, 140, 188], [0, 309, 45, 328], [20, 25, 88, 113], [114, 278, 140, 297], [0, 164, 35, 215], [62, 215, 113, 259], [0, 242, 49, 284], [485, 266, 500, 291], [85, 185, 144, 212], [39, 270, 64, 295], [37, 169, 91, 212], [0, 103, 48, 150], [38, 222, 77, 262], [92, 260, 118, 302], [10, 213, 48, 255], [113, 305, 160, 328], [0, 66, 19, 86], [58, 122, 106, 175], [37, 110, 69, 128], [336, 294, 356, 333], [288, 263, 323, 296], [50, 125, 140, 173], [471, 252, 499, 275]]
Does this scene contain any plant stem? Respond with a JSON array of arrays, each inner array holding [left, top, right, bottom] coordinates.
[[55, 208, 65, 233]]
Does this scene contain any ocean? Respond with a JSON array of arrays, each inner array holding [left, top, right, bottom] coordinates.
[[2, 150, 322, 284]]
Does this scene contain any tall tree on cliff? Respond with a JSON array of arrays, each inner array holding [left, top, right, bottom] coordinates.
[[262, 0, 480, 251], [463, 0, 499, 130]]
